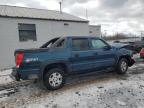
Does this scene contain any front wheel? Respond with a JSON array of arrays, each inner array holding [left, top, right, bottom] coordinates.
[[116, 58, 128, 74], [43, 68, 65, 90]]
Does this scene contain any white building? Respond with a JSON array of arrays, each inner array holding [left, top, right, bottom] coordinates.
[[89, 25, 101, 37], [0, 5, 89, 69]]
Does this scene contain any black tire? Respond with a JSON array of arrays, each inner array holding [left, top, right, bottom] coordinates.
[[116, 58, 128, 74], [43, 68, 65, 90]]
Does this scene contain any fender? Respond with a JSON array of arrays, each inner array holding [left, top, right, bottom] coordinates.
[[115, 48, 133, 66], [39, 60, 72, 80]]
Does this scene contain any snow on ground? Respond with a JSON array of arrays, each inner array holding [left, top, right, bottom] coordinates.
[[0, 63, 143, 108], [0, 56, 144, 108], [0, 75, 13, 85], [0, 69, 14, 85], [0, 69, 12, 76], [133, 53, 140, 59]]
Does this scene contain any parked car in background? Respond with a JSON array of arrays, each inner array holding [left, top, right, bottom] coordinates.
[[133, 41, 144, 53], [12, 36, 135, 90], [113, 40, 120, 43], [140, 48, 144, 59]]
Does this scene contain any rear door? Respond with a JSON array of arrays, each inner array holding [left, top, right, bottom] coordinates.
[[70, 38, 94, 73], [90, 38, 116, 70]]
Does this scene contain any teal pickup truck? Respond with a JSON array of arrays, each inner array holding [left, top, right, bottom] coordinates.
[[12, 36, 135, 90]]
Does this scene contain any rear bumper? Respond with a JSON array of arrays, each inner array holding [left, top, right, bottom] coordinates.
[[11, 67, 40, 81]]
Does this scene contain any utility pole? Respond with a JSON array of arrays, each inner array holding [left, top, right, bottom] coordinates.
[[59, 0, 63, 14], [140, 31, 143, 41], [86, 8, 88, 20]]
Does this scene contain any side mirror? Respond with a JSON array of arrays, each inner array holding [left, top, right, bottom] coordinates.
[[103, 46, 111, 50]]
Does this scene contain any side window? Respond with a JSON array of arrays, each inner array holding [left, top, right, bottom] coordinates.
[[91, 39, 108, 49], [72, 38, 89, 50], [55, 39, 65, 48]]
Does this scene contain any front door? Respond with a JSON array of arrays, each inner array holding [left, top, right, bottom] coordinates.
[[70, 38, 94, 73], [90, 38, 116, 70]]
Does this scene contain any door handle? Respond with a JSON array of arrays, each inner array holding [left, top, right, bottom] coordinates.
[[74, 53, 79, 57]]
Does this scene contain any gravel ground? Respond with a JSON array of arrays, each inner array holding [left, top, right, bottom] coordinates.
[[0, 58, 144, 108]]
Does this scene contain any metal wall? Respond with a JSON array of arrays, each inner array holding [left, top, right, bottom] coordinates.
[[89, 25, 101, 37], [0, 17, 89, 69]]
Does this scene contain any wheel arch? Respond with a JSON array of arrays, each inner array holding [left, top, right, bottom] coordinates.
[[118, 55, 132, 66], [40, 61, 70, 80]]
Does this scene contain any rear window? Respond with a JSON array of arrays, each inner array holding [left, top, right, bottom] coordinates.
[[72, 38, 89, 50], [55, 39, 65, 48]]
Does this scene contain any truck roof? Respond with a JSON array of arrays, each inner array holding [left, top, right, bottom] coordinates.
[[66, 36, 101, 39]]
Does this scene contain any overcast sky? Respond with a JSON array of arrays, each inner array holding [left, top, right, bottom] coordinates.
[[0, 0, 144, 35]]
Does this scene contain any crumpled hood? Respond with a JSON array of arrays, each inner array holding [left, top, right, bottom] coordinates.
[[111, 43, 128, 49], [111, 43, 133, 57]]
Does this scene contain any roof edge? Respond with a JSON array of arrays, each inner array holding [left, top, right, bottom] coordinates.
[[0, 5, 89, 23], [0, 15, 89, 23]]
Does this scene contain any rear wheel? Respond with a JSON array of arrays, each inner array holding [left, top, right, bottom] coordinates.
[[116, 58, 128, 74], [43, 68, 65, 90]]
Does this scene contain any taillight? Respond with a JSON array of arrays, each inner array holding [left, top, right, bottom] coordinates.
[[16, 53, 24, 68]]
